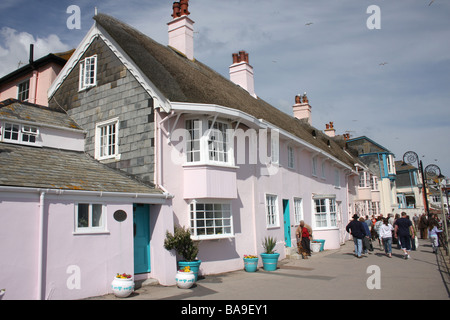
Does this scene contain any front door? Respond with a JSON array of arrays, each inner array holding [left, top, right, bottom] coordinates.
[[133, 204, 151, 274], [283, 199, 291, 247]]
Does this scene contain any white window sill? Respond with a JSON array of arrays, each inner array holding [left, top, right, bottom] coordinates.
[[183, 162, 238, 169], [73, 230, 110, 235], [191, 234, 235, 241]]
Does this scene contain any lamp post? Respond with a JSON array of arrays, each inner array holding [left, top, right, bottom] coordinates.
[[425, 164, 449, 256], [403, 151, 429, 216]]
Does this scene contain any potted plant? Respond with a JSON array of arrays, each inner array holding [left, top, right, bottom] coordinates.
[[175, 266, 196, 289], [243, 255, 258, 272], [260, 236, 280, 271], [111, 273, 134, 298], [164, 225, 201, 281]]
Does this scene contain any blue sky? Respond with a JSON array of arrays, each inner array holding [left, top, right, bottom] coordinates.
[[1, 0, 449, 177]]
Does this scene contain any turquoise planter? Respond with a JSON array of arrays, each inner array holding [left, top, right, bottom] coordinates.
[[260, 253, 280, 271], [178, 260, 201, 281], [243, 258, 258, 272]]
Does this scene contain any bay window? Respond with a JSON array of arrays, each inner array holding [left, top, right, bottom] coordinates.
[[185, 118, 233, 166], [313, 196, 337, 228]]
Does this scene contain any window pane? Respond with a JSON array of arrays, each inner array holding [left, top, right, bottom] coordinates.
[[78, 204, 89, 228], [92, 204, 103, 227]]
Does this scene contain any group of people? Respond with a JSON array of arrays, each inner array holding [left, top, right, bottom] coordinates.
[[346, 211, 444, 259], [295, 212, 444, 260]]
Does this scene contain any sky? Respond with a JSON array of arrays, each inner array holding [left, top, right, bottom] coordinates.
[[1, 0, 449, 177]]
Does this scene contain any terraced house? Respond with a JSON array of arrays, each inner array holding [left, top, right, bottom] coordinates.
[[1, 1, 365, 300]]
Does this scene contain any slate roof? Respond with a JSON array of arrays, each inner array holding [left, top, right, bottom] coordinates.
[[0, 99, 82, 131], [94, 13, 358, 169], [0, 142, 162, 194]]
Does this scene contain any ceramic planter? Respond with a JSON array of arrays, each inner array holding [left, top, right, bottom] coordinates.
[[310, 242, 321, 253], [111, 277, 134, 298], [243, 257, 258, 272], [176, 271, 195, 289], [178, 260, 201, 281], [260, 253, 280, 271]]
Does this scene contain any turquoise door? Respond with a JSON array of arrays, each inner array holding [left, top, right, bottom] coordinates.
[[133, 204, 151, 274], [283, 199, 291, 247]]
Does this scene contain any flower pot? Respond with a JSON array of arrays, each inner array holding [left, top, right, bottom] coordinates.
[[315, 239, 326, 251], [178, 260, 201, 281], [310, 242, 321, 253], [176, 271, 196, 289], [260, 253, 280, 271], [243, 257, 258, 272], [111, 277, 134, 298]]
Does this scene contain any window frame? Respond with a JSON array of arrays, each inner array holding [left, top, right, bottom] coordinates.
[[17, 79, 30, 101], [189, 200, 234, 240], [312, 156, 318, 176], [74, 203, 107, 234], [1, 121, 39, 146], [184, 117, 234, 166], [265, 194, 279, 228], [287, 145, 295, 169], [293, 197, 303, 225], [79, 55, 97, 91], [313, 196, 337, 230], [95, 118, 120, 161]]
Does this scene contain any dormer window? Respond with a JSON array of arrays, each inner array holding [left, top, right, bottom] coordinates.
[[79, 55, 97, 91], [1, 122, 39, 145]]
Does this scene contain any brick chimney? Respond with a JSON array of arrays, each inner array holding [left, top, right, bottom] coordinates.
[[293, 93, 312, 124], [168, 0, 194, 60], [324, 122, 336, 137], [229, 50, 256, 98]]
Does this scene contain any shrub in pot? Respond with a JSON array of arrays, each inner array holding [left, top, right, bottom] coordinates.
[[164, 226, 201, 281]]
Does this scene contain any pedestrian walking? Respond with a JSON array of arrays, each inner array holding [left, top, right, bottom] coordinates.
[[418, 213, 428, 239], [378, 218, 394, 257], [346, 214, 366, 258], [428, 220, 443, 254], [412, 214, 419, 229], [360, 217, 372, 255], [394, 212, 415, 259], [374, 216, 383, 248], [296, 221, 311, 258]]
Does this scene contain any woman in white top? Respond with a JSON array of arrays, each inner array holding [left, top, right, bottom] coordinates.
[[378, 218, 394, 257], [429, 220, 443, 253]]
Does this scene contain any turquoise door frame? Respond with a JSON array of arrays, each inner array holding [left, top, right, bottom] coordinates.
[[133, 204, 151, 274], [283, 199, 291, 247]]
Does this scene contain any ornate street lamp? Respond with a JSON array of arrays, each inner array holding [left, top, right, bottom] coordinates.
[[425, 164, 449, 256], [403, 151, 429, 216]]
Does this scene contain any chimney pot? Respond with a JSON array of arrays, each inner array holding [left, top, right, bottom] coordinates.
[[180, 0, 190, 16]]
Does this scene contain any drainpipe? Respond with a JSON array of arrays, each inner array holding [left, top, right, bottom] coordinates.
[[37, 191, 45, 300]]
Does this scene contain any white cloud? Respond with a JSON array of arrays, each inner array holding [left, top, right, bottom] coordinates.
[[0, 27, 70, 77]]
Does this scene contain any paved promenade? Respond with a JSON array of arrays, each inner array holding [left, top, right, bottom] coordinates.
[[88, 238, 449, 301]]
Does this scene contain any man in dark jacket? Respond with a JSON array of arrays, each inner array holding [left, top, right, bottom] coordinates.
[[346, 214, 366, 258]]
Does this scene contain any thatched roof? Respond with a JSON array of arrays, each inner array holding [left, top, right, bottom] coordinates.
[[94, 13, 358, 169]]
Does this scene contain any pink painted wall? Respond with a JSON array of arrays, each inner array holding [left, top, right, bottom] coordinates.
[[0, 192, 135, 300], [0, 62, 63, 106]]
